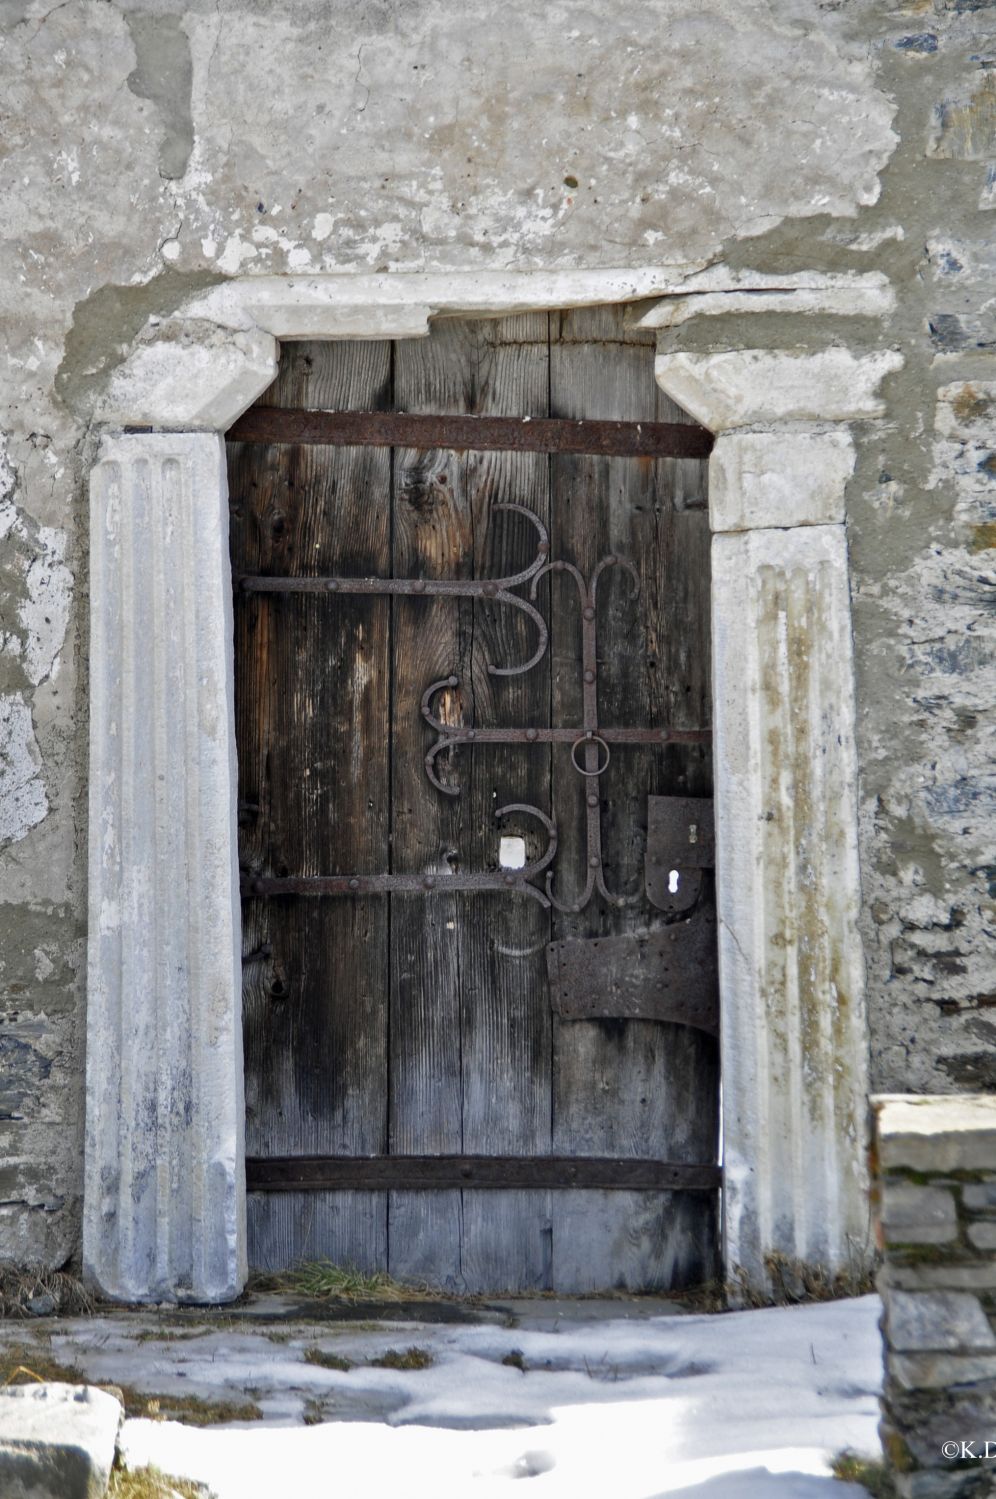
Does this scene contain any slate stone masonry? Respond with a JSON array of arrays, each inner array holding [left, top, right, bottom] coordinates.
[[873, 1095, 996, 1499]]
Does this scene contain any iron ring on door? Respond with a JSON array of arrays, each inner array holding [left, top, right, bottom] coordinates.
[[570, 733, 611, 776]]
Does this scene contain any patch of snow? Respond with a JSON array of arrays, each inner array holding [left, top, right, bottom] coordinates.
[[107, 1296, 883, 1498]]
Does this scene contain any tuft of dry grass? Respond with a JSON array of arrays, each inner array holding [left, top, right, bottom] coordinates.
[[369, 1345, 434, 1371], [677, 1247, 877, 1314], [303, 1346, 352, 1371], [254, 1260, 440, 1303], [301, 1397, 327, 1427], [134, 1327, 213, 1345], [108, 1464, 212, 1498], [1, 1341, 84, 1387], [755, 1251, 876, 1307], [0, 1265, 95, 1320], [123, 1391, 263, 1425], [830, 1451, 896, 1496]]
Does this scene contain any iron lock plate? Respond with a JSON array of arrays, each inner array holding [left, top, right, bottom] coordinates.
[[645, 795, 714, 914]]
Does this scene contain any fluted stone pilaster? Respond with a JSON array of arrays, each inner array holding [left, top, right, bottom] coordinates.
[[85, 432, 246, 1303], [712, 524, 869, 1288]]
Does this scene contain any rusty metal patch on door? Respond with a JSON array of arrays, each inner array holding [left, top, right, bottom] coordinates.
[[545, 906, 719, 1035]]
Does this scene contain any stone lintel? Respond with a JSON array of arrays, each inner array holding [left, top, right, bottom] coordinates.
[[712, 524, 869, 1290], [84, 431, 246, 1304], [709, 429, 855, 531], [655, 348, 903, 430]]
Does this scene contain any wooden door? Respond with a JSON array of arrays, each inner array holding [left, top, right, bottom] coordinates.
[[228, 308, 719, 1294]]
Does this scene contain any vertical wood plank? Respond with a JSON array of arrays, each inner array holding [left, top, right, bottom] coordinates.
[[548, 306, 719, 1291], [229, 341, 392, 1273], [390, 316, 554, 1292], [455, 317, 553, 1293], [389, 323, 469, 1289]]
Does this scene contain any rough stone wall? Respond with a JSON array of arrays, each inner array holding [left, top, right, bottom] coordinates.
[[0, 0, 993, 1266], [874, 1095, 996, 1498]]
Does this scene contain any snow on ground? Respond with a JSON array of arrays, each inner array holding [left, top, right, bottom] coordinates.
[[104, 1295, 884, 1499]]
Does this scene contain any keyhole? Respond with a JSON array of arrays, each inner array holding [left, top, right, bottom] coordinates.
[[668, 869, 680, 894]]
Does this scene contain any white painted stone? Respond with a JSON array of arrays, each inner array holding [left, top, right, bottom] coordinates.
[[632, 273, 894, 329], [99, 324, 278, 431], [708, 430, 855, 531], [873, 1095, 996, 1174], [880, 1184, 959, 1245], [654, 349, 903, 430], [711, 524, 869, 1289], [0, 1383, 121, 1499], [102, 270, 744, 428], [179, 267, 712, 336], [888, 1290, 996, 1353], [85, 432, 246, 1304]]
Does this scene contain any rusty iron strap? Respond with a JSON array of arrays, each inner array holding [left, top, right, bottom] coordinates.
[[245, 1154, 722, 1192], [237, 502, 551, 678], [245, 803, 557, 906], [227, 406, 714, 459]]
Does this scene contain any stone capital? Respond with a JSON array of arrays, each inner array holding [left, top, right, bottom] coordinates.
[[655, 348, 903, 431], [709, 429, 855, 531]]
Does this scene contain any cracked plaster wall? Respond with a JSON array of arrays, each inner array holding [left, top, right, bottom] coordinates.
[[0, 0, 993, 1266]]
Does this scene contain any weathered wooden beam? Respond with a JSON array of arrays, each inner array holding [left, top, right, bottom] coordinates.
[[246, 1155, 721, 1192], [226, 407, 714, 458]]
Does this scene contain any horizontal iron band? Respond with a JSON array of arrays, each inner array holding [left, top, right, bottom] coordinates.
[[246, 1155, 721, 1192], [227, 408, 714, 459], [244, 1157, 720, 1193]]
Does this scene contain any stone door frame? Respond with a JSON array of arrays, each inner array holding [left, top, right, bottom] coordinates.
[[84, 268, 895, 1302]]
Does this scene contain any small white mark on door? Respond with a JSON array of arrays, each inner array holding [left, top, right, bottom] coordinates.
[[668, 869, 680, 894], [499, 836, 527, 870]]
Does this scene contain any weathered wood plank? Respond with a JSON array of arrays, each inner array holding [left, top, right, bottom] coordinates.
[[451, 315, 554, 1293], [246, 1191, 387, 1274], [229, 339, 392, 1273], [390, 315, 556, 1292], [389, 320, 471, 1290], [548, 306, 719, 1292]]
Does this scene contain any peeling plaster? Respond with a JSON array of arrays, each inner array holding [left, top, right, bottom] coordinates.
[[0, 694, 48, 848], [0, 438, 72, 690]]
